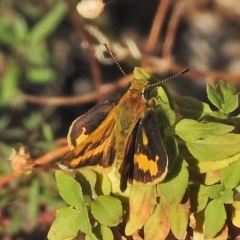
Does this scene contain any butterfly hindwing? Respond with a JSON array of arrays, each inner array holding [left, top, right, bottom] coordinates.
[[132, 111, 168, 185]]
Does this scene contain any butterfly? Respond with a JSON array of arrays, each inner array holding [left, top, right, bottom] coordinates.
[[59, 67, 188, 191]]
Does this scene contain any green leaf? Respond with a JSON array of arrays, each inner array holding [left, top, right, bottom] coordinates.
[[0, 14, 28, 45], [125, 185, 155, 235], [230, 116, 240, 133], [220, 187, 233, 204], [207, 84, 222, 109], [76, 169, 97, 196], [205, 184, 233, 204], [144, 203, 170, 240], [0, 16, 16, 45], [48, 207, 84, 240], [55, 170, 83, 207], [29, 2, 67, 44], [206, 184, 223, 200], [27, 179, 39, 222], [167, 202, 189, 239], [91, 195, 122, 227], [207, 80, 238, 113], [26, 67, 56, 83], [164, 137, 179, 171], [175, 96, 212, 120], [79, 205, 97, 239], [206, 184, 233, 203], [176, 119, 234, 141], [25, 42, 49, 64], [189, 184, 208, 213], [207, 79, 238, 113], [97, 174, 111, 195], [89, 225, 113, 240], [204, 199, 226, 238], [42, 123, 54, 141], [157, 158, 188, 204], [221, 160, 240, 188], [0, 61, 20, 105], [152, 86, 176, 126], [176, 119, 240, 161], [48, 206, 96, 240]]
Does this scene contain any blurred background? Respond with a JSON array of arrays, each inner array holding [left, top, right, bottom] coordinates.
[[0, 0, 240, 239]]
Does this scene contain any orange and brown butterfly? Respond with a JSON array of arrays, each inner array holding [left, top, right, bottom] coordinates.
[[59, 67, 188, 191]]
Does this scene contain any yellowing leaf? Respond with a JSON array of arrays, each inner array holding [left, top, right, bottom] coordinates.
[[233, 200, 240, 211], [167, 202, 189, 239], [125, 186, 155, 236], [144, 203, 170, 240], [209, 224, 228, 240], [204, 171, 221, 185], [232, 207, 240, 228], [188, 151, 240, 173], [89, 225, 114, 240]]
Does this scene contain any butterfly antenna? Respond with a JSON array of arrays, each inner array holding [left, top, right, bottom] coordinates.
[[103, 43, 127, 77], [149, 69, 189, 88]]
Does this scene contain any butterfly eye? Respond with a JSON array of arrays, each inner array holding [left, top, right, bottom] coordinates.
[[143, 88, 150, 99]]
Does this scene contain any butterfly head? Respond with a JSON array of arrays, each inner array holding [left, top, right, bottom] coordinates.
[[132, 67, 189, 100], [130, 67, 150, 93], [131, 67, 159, 100]]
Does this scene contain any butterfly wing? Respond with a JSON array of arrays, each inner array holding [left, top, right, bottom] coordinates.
[[133, 111, 168, 184], [60, 102, 116, 171], [68, 102, 115, 149], [120, 110, 168, 190]]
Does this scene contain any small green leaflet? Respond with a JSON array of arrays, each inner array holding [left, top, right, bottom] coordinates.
[[91, 195, 122, 227], [207, 79, 238, 113]]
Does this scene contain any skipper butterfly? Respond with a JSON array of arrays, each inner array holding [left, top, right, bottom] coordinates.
[[59, 67, 188, 191]]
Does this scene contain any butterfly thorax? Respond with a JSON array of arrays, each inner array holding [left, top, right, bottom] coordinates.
[[114, 77, 150, 168]]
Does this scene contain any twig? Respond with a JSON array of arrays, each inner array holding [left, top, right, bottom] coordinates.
[[35, 145, 69, 165], [169, 63, 240, 84], [0, 143, 70, 188], [142, 56, 240, 84], [214, 1, 240, 23], [0, 172, 19, 188], [19, 74, 133, 106], [146, 0, 171, 53], [162, 2, 184, 59], [66, 1, 102, 93]]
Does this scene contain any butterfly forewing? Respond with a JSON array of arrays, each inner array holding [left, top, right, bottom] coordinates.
[[60, 102, 116, 170], [68, 102, 115, 149]]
